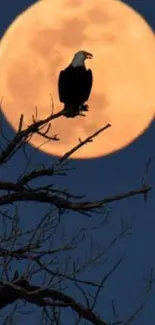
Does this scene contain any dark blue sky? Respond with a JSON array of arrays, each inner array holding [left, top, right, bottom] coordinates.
[[0, 1, 155, 325]]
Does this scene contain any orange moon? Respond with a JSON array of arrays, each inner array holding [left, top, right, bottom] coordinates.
[[0, 0, 155, 158]]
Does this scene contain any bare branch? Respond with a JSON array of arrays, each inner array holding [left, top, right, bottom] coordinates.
[[0, 108, 65, 164], [0, 279, 109, 325], [0, 184, 151, 212], [59, 123, 111, 164]]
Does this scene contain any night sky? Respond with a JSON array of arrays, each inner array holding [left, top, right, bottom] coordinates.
[[0, 1, 155, 325]]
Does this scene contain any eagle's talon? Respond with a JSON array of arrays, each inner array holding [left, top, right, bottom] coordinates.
[[80, 104, 89, 112]]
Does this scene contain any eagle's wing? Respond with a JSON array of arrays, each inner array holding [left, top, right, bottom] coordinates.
[[58, 70, 69, 102], [83, 69, 93, 102]]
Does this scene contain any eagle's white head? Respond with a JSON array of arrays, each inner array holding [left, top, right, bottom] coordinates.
[[71, 50, 93, 67]]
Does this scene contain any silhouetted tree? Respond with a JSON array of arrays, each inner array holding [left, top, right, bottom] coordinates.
[[0, 107, 153, 325]]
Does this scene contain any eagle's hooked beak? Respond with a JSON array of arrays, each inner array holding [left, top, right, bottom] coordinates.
[[85, 52, 93, 59]]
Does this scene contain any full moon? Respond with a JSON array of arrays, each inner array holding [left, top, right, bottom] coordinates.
[[0, 0, 155, 158]]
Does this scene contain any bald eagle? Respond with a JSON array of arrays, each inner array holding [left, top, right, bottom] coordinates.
[[58, 50, 93, 118]]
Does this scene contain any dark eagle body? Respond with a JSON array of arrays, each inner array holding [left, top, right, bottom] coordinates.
[[58, 50, 93, 118]]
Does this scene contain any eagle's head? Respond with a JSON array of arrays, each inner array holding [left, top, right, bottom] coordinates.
[[71, 50, 93, 67]]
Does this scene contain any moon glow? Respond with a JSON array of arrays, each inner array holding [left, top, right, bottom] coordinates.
[[0, 0, 155, 158]]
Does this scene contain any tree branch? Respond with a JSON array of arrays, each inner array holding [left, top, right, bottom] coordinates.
[[59, 123, 111, 163], [0, 185, 151, 212], [0, 279, 108, 325], [0, 109, 65, 165]]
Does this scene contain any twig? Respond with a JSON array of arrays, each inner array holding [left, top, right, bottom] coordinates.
[[59, 123, 111, 164]]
